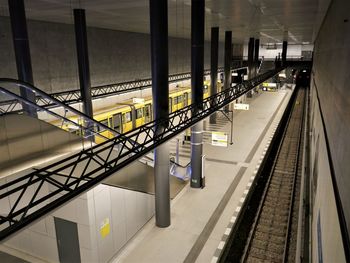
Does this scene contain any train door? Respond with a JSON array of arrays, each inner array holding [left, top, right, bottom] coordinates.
[[122, 111, 132, 132], [112, 113, 122, 133], [131, 106, 136, 129], [183, 92, 188, 107], [169, 98, 172, 113], [144, 103, 152, 123], [135, 107, 144, 127]]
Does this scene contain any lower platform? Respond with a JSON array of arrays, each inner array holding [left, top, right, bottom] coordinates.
[[112, 87, 292, 263], [104, 160, 187, 199]]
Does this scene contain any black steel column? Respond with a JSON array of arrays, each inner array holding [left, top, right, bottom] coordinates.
[[150, 0, 170, 227], [248, 37, 255, 76], [190, 0, 205, 189], [224, 31, 232, 94], [74, 9, 93, 118], [209, 27, 219, 124], [282, 41, 287, 66], [254, 38, 260, 73], [247, 37, 255, 97], [8, 0, 37, 117]]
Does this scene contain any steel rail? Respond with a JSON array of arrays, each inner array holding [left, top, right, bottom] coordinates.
[[282, 89, 306, 262], [0, 68, 282, 241], [241, 88, 305, 262], [240, 88, 299, 262]]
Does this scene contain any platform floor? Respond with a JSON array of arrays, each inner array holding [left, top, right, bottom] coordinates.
[[112, 87, 293, 263]]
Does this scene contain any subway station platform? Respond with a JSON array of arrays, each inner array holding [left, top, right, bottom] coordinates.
[[112, 87, 293, 263]]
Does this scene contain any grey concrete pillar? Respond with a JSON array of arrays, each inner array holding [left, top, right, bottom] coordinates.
[[191, 121, 203, 188], [209, 27, 219, 124], [190, 0, 205, 188], [150, 0, 170, 227], [74, 9, 93, 118], [8, 0, 37, 117]]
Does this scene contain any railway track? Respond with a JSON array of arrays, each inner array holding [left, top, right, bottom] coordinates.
[[242, 88, 306, 263]]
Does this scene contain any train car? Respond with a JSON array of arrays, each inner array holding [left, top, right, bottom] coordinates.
[[56, 81, 213, 142], [261, 82, 278, 92], [295, 69, 311, 87]]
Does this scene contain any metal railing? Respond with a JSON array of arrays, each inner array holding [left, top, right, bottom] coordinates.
[[0, 68, 283, 241], [0, 79, 133, 146]]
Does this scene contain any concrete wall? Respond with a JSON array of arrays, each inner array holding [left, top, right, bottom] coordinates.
[[3, 183, 155, 263], [0, 16, 224, 94], [309, 85, 346, 262], [310, 0, 350, 259], [0, 114, 85, 178], [243, 43, 314, 59]]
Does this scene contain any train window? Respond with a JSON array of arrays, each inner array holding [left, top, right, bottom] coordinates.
[[136, 108, 143, 119], [122, 112, 132, 123], [100, 119, 109, 130], [145, 104, 151, 117], [113, 113, 121, 130], [173, 96, 183, 105]]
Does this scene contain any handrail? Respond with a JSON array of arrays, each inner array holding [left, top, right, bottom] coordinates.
[[170, 156, 191, 169], [0, 78, 135, 146]]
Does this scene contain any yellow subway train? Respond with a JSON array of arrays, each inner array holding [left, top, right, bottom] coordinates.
[[61, 81, 218, 141]]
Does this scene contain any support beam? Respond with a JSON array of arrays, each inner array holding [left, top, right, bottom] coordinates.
[[254, 38, 260, 73], [149, 0, 170, 227], [190, 0, 205, 188], [224, 31, 232, 109], [209, 27, 219, 124], [247, 37, 255, 98], [74, 9, 93, 118], [282, 41, 287, 66], [8, 0, 37, 117], [224, 31, 232, 93]]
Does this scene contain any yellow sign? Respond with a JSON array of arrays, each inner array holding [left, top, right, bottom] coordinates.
[[100, 218, 110, 239], [262, 82, 277, 87], [211, 132, 228, 147]]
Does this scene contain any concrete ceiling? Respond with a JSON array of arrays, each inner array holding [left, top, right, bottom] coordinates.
[[0, 0, 331, 44]]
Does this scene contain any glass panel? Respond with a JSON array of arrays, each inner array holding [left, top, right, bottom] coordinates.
[[136, 108, 143, 119], [122, 112, 132, 123], [113, 113, 121, 129]]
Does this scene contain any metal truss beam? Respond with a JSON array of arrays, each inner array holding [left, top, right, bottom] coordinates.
[[0, 68, 224, 115], [0, 68, 283, 241]]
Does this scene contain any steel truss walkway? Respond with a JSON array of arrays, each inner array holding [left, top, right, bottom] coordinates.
[[0, 68, 283, 241], [0, 68, 225, 115]]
